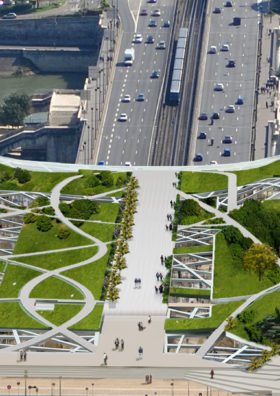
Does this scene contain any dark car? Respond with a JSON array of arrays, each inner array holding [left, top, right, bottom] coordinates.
[[140, 9, 148, 15], [151, 70, 160, 78], [199, 112, 208, 120], [213, 7, 221, 13], [223, 136, 233, 144], [225, 1, 232, 7], [198, 131, 207, 139], [149, 20, 157, 27], [163, 20, 170, 27], [227, 59, 235, 68], [98, 160, 105, 165], [146, 35, 154, 43], [194, 153, 203, 161], [223, 149, 231, 156], [212, 112, 220, 120], [236, 96, 244, 105]]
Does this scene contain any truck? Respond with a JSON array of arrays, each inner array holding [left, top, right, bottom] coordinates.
[[124, 48, 135, 66]]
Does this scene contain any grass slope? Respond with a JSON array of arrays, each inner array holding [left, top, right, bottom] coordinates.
[[29, 276, 84, 300], [13, 222, 91, 254], [233, 160, 280, 186], [0, 264, 41, 298], [16, 246, 98, 271], [213, 233, 273, 298], [169, 287, 211, 296], [262, 199, 280, 213], [89, 202, 119, 223], [165, 301, 243, 331], [63, 249, 110, 300], [38, 304, 83, 326], [80, 222, 115, 242], [180, 172, 227, 193], [173, 245, 212, 254], [70, 304, 104, 331], [0, 302, 47, 329]]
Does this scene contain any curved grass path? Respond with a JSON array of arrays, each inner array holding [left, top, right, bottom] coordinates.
[[2, 175, 109, 353]]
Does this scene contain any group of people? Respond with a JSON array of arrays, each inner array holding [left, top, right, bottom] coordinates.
[[155, 284, 164, 294], [155, 272, 163, 281], [134, 278, 142, 288], [19, 350, 27, 362], [114, 338, 124, 351]]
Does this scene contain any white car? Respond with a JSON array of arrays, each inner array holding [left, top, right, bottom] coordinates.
[[210, 160, 218, 165], [221, 44, 229, 51], [152, 9, 161, 16], [125, 161, 132, 166], [226, 105, 235, 113], [157, 40, 166, 49], [2, 12, 16, 19], [214, 83, 224, 91], [209, 45, 217, 54], [122, 94, 131, 103], [119, 113, 128, 121], [133, 34, 143, 43]]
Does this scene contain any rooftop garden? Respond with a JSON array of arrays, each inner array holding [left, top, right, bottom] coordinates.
[[232, 159, 280, 186], [179, 171, 227, 193]]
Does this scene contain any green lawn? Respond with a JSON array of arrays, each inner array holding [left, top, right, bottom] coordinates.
[[165, 300, 243, 331], [0, 261, 7, 272], [70, 304, 104, 331], [13, 221, 92, 254], [29, 276, 84, 300], [180, 172, 228, 193], [213, 233, 273, 298], [169, 287, 211, 297], [173, 245, 212, 254], [0, 164, 75, 192], [203, 217, 226, 225], [16, 246, 98, 271], [0, 264, 41, 298], [89, 202, 119, 223], [0, 302, 47, 329], [61, 171, 128, 195], [80, 222, 115, 242], [262, 199, 280, 213], [63, 249, 110, 300], [233, 160, 280, 186], [38, 304, 83, 326], [231, 290, 280, 341]]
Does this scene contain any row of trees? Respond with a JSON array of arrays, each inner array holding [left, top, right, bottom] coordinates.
[[106, 176, 139, 301]]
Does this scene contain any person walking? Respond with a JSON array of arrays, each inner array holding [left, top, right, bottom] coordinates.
[[159, 273, 163, 281], [138, 346, 143, 359], [155, 285, 158, 294], [114, 338, 119, 350], [156, 272, 159, 281], [159, 284, 163, 294], [210, 369, 214, 379], [160, 254, 164, 264], [138, 278, 141, 288], [103, 352, 108, 365], [120, 339, 124, 350], [165, 224, 168, 231], [134, 278, 137, 288], [148, 315, 151, 324]]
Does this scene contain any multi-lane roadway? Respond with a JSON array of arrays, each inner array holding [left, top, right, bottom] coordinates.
[[194, 0, 260, 165], [97, 0, 175, 166]]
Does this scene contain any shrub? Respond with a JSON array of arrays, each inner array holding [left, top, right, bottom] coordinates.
[[86, 174, 100, 188], [24, 213, 37, 224], [59, 202, 70, 216], [237, 310, 255, 324], [30, 196, 50, 208], [14, 168, 31, 184], [42, 206, 55, 216], [71, 199, 100, 220], [57, 225, 70, 239], [36, 215, 52, 232], [99, 171, 114, 187]]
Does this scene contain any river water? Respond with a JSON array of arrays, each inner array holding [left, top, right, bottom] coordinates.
[[0, 72, 86, 103]]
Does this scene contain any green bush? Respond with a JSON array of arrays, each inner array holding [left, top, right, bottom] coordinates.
[[30, 196, 50, 208], [59, 202, 70, 216], [36, 215, 53, 232], [24, 213, 37, 224], [267, 266, 280, 284], [14, 168, 31, 184], [237, 310, 255, 324], [57, 225, 70, 240], [99, 171, 114, 187], [71, 199, 100, 220], [86, 174, 100, 188], [42, 206, 55, 216]]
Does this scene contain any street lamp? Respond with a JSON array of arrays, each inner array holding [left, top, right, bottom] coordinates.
[[51, 382, 55, 396], [170, 380, 174, 396], [7, 385, 11, 396], [87, 125, 90, 164], [24, 370, 28, 396], [17, 382, 20, 396], [91, 107, 94, 160], [91, 383, 95, 396], [85, 387, 89, 396]]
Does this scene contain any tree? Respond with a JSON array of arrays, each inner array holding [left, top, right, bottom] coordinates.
[[57, 225, 70, 239], [0, 93, 31, 126], [99, 171, 114, 187], [36, 215, 52, 232], [14, 168, 31, 184], [24, 213, 37, 224], [243, 243, 278, 281]]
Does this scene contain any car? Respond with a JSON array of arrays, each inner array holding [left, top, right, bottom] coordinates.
[[157, 40, 166, 49], [221, 44, 229, 51], [146, 35, 154, 44], [223, 136, 233, 143], [223, 149, 231, 156], [225, 1, 232, 6], [151, 70, 160, 78], [209, 45, 217, 54], [226, 105, 235, 113], [133, 34, 143, 43], [194, 153, 203, 162], [2, 12, 16, 19], [212, 112, 220, 120], [199, 112, 208, 120], [148, 0, 157, 3], [236, 96, 244, 105], [214, 83, 224, 91], [98, 160, 105, 165], [227, 59, 235, 67], [163, 20, 170, 27], [122, 94, 131, 103], [210, 160, 218, 165], [213, 7, 221, 13], [125, 161, 132, 166], [149, 20, 157, 27], [152, 9, 161, 16], [198, 131, 207, 139], [140, 9, 148, 15], [119, 113, 128, 121], [136, 93, 145, 101]]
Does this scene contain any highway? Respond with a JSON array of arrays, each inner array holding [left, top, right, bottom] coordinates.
[[97, 0, 175, 166], [193, 0, 260, 165]]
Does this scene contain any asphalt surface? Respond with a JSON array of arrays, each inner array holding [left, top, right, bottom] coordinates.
[[97, 0, 175, 166], [194, 0, 260, 165]]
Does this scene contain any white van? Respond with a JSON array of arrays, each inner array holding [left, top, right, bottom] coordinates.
[[209, 45, 217, 54]]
